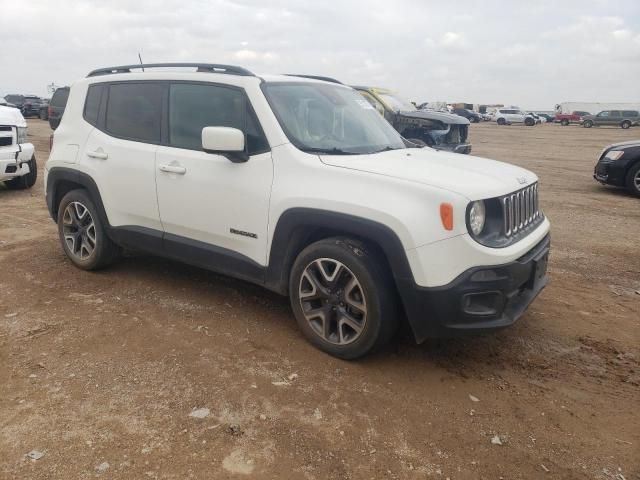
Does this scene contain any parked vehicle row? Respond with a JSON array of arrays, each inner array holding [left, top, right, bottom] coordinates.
[[44, 63, 551, 359], [2, 94, 48, 119]]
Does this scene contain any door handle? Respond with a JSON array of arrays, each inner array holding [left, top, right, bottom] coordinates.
[[87, 150, 108, 160], [159, 164, 187, 175]]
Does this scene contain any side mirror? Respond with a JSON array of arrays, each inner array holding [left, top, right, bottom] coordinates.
[[202, 126, 248, 163]]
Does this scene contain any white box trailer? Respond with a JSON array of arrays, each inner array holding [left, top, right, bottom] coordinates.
[[555, 102, 640, 115]]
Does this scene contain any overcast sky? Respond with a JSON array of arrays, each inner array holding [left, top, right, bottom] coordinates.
[[1, 0, 639, 109]]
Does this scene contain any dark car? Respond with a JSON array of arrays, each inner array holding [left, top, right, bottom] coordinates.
[[353, 86, 472, 154], [47, 87, 70, 130], [583, 110, 640, 129], [20, 96, 46, 118], [453, 108, 481, 123], [594, 140, 640, 196]]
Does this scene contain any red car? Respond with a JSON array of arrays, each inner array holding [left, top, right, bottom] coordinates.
[[554, 111, 591, 126]]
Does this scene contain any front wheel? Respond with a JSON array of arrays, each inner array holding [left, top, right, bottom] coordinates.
[[5, 156, 37, 190], [497, 118, 506, 126], [57, 189, 120, 270], [289, 238, 398, 359], [560, 119, 569, 126], [625, 163, 640, 197], [583, 120, 593, 128], [524, 117, 535, 126]]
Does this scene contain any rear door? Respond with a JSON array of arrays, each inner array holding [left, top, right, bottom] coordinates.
[[81, 82, 164, 232], [608, 111, 622, 126], [155, 82, 273, 267]]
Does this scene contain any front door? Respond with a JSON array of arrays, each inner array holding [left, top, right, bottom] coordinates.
[[155, 82, 273, 268]]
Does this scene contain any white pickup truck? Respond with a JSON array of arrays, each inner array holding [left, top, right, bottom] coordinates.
[[0, 105, 37, 189]]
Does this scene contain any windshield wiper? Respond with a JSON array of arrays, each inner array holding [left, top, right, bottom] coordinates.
[[300, 147, 359, 155], [369, 146, 401, 154]]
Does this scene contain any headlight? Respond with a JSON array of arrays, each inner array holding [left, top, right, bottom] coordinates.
[[604, 150, 624, 161], [468, 200, 486, 235], [16, 126, 28, 144]]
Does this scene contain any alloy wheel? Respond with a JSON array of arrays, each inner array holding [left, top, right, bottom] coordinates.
[[298, 258, 367, 345], [62, 202, 97, 260], [634, 170, 640, 192]]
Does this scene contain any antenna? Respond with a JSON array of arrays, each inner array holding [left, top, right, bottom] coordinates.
[[138, 52, 144, 72]]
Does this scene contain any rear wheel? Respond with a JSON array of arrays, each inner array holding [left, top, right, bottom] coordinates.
[[625, 163, 640, 197], [583, 120, 593, 128], [5, 156, 37, 190], [621, 120, 631, 129], [497, 118, 506, 126], [560, 119, 569, 126], [289, 237, 398, 359], [57, 189, 120, 270]]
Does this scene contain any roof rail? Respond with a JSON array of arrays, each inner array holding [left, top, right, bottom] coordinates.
[[87, 63, 255, 78], [285, 74, 343, 84]]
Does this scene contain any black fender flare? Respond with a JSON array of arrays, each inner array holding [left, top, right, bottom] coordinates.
[[265, 208, 415, 295], [45, 167, 110, 230]]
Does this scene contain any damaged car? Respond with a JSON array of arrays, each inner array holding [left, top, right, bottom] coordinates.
[[352, 86, 471, 154]]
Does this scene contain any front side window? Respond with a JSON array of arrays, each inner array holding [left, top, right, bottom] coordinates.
[[168, 83, 268, 154], [598, 111, 610, 118], [263, 82, 406, 155], [105, 83, 163, 143]]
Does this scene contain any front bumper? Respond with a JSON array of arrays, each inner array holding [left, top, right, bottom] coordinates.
[[0, 143, 35, 181], [399, 234, 550, 342]]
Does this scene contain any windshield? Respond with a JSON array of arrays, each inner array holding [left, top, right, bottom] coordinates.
[[378, 92, 417, 112], [263, 82, 406, 154]]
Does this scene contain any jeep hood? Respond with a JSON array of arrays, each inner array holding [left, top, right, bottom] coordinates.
[[320, 148, 537, 200], [399, 109, 470, 125], [0, 106, 26, 127]]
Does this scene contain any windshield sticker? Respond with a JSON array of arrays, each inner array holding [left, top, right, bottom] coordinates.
[[356, 99, 375, 110]]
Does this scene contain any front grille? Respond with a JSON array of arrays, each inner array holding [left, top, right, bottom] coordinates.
[[502, 183, 541, 237]]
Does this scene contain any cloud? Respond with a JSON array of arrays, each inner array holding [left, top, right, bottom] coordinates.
[[0, 0, 638, 109]]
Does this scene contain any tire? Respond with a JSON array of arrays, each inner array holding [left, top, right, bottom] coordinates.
[[625, 162, 640, 197], [57, 189, 120, 270], [472, 117, 479, 123], [621, 120, 631, 129], [583, 120, 593, 128], [524, 117, 535, 126], [497, 118, 506, 126], [289, 237, 398, 359], [5, 155, 37, 190], [560, 119, 569, 126]]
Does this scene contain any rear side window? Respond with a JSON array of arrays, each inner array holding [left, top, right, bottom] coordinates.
[[610, 111, 621, 118], [106, 83, 163, 143], [50, 88, 70, 107], [169, 83, 268, 154], [622, 110, 638, 117], [83, 85, 104, 126]]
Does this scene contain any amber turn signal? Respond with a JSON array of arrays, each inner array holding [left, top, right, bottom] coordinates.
[[440, 203, 454, 231]]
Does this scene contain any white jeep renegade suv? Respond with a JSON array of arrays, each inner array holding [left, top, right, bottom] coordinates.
[[45, 63, 550, 359], [1, 105, 37, 189]]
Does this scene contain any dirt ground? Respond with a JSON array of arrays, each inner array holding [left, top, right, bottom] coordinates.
[[1, 120, 638, 480]]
